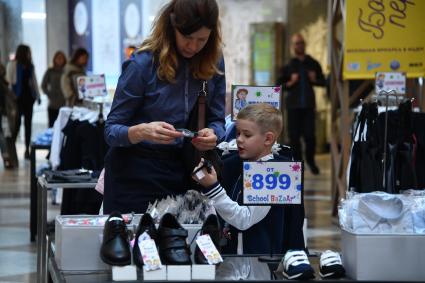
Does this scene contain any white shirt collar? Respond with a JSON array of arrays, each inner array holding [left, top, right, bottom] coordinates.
[[257, 153, 274, 162]]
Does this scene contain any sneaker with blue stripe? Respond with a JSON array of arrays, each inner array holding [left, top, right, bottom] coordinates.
[[281, 250, 315, 280]]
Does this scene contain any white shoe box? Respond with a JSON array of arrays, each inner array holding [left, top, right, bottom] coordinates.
[[55, 215, 133, 271], [341, 228, 425, 281], [192, 264, 216, 280], [112, 265, 137, 281], [166, 265, 191, 281], [143, 266, 167, 281]]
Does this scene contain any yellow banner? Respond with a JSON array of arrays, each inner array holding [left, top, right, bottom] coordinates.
[[344, 0, 425, 79]]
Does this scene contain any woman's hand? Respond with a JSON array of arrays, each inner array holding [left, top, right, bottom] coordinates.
[[192, 158, 217, 187], [128, 121, 183, 144], [191, 128, 217, 151]]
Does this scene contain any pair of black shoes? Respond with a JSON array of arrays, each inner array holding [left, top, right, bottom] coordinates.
[[133, 213, 221, 266], [100, 212, 221, 267], [133, 212, 191, 266]]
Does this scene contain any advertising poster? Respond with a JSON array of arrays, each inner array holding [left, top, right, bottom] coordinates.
[[231, 85, 281, 120], [120, 0, 143, 63], [92, 0, 121, 77], [69, 0, 93, 72], [344, 0, 425, 79]]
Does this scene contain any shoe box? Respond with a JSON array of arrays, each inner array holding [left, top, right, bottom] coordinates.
[[55, 215, 201, 271], [341, 228, 425, 281]]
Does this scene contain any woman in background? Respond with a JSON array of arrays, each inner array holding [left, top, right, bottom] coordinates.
[[61, 48, 88, 107], [6, 44, 40, 159], [41, 51, 67, 127]]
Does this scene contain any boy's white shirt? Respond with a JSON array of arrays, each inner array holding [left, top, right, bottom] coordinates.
[[202, 153, 274, 254]]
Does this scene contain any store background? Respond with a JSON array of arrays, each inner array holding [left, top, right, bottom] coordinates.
[[0, 0, 337, 282]]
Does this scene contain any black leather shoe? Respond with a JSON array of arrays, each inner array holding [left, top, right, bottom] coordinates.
[[158, 213, 191, 265], [133, 213, 158, 268], [100, 211, 131, 266], [194, 214, 221, 264]]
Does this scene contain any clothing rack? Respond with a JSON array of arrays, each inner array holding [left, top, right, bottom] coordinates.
[[82, 99, 106, 124], [377, 89, 406, 189]]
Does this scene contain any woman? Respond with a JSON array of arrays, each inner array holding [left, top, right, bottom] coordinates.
[[60, 48, 88, 107], [41, 51, 67, 127], [6, 44, 40, 159], [104, 0, 226, 214]]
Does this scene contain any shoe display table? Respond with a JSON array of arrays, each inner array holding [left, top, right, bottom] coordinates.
[[45, 253, 361, 282], [30, 142, 51, 242], [37, 176, 98, 283]]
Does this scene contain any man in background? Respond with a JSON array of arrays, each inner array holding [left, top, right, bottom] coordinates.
[[277, 33, 326, 175]]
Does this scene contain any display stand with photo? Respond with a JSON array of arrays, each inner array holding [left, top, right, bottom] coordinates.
[[76, 74, 108, 102], [76, 74, 109, 122], [231, 85, 282, 120]]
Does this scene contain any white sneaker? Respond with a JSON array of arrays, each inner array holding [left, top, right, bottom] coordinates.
[[319, 250, 345, 279], [281, 250, 315, 280]]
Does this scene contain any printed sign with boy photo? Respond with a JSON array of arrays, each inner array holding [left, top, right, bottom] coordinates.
[[76, 74, 108, 101], [231, 85, 281, 120]]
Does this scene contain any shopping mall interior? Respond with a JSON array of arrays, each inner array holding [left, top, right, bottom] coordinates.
[[0, 0, 424, 282]]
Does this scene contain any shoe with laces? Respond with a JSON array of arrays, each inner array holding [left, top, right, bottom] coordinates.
[[281, 250, 315, 280], [100, 211, 131, 266], [319, 250, 345, 279]]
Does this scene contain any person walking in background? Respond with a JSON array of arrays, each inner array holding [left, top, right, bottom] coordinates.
[[61, 48, 88, 107], [0, 62, 12, 168], [41, 51, 67, 127], [276, 33, 325, 175], [6, 44, 40, 160]]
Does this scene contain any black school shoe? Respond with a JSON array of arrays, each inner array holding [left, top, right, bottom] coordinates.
[[100, 211, 131, 266], [157, 213, 191, 265], [319, 250, 345, 279], [194, 214, 221, 264], [133, 213, 158, 268]]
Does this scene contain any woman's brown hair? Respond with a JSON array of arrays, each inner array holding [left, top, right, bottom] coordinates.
[[52, 51, 67, 68], [140, 0, 222, 82]]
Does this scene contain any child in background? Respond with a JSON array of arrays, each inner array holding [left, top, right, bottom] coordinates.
[[193, 103, 304, 254]]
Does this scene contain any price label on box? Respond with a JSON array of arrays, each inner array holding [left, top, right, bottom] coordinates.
[[242, 161, 302, 205]]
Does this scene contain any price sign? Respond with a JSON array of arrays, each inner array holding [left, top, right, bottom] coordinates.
[[242, 161, 302, 205], [375, 72, 406, 95], [76, 74, 108, 101]]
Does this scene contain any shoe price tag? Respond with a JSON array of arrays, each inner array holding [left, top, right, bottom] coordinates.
[[195, 234, 223, 265], [139, 239, 162, 271]]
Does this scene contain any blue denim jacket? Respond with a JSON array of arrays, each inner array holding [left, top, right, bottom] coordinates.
[[105, 51, 226, 148]]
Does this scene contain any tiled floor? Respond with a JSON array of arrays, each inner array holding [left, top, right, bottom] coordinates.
[[0, 123, 339, 282]]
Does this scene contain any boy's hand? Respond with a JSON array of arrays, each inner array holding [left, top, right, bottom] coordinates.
[[192, 158, 217, 187]]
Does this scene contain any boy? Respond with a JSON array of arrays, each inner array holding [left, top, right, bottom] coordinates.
[[193, 103, 305, 254], [234, 88, 248, 112]]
